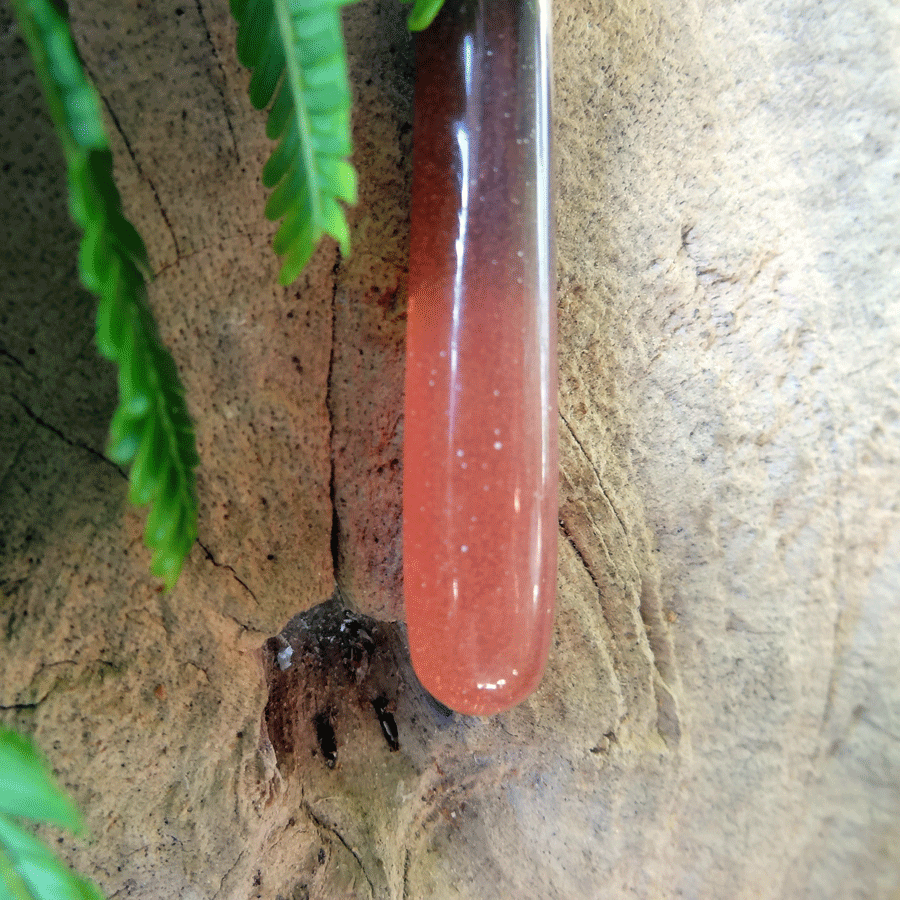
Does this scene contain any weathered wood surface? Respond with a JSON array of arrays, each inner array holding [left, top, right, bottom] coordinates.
[[2, 0, 898, 897]]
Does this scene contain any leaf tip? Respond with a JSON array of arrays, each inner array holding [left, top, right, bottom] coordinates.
[[407, 0, 445, 32]]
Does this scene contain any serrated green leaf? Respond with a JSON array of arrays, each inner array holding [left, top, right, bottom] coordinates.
[[261, 119, 298, 187], [278, 224, 319, 285], [292, 10, 338, 55], [0, 814, 104, 900], [302, 53, 344, 92], [0, 845, 34, 900], [77, 228, 111, 296], [317, 155, 356, 204], [307, 113, 352, 154], [151, 536, 193, 589], [286, 0, 344, 13], [14, 0, 199, 590], [406, 0, 445, 31], [320, 194, 350, 253], [248, 28, 285, 108], [145, 471, 181, 546], [264, 160, 309, 222], [0, 731, 80, 832], [0, 816, 74, 900], [128, 416, 163, 506], [0, 728, 106, 899], [232, 0, 357, 282], [106, 427, 141, 466], [274, 207, 315, 259], [236, 0, 271, 68], [70, 875, 106, 900], [117, 333, 151, 413], [265, 82, 293, 139], [272, 189, 313, 254], [94, 259, 126, 356]]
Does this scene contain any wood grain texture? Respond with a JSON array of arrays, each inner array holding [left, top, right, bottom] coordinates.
[[1, 0, 898, 897]]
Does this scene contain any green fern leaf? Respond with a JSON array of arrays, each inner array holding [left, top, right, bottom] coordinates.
[[405, 0, 445, 31], [232, 0, 358, 285], [13, 0, 199, 589], [0, 727, 105, 900], [0, 731, 80, 831]]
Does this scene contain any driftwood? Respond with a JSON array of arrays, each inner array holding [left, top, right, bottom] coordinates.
[[2, 0, 898, 897]]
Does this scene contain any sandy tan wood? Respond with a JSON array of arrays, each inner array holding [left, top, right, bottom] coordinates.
[[1, 0, 898, 897]]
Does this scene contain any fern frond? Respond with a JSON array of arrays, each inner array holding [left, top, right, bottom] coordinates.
[[13, 0, 199, 589], [232, 0, 358, 285], [0, 727, 106, 900], [405, 0, 445, 31]]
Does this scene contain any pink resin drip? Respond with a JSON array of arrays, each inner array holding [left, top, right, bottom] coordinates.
[[404, 0, 557, 715]]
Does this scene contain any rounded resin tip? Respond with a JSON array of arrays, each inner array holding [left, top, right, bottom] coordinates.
[[404, 0, 557, 716]]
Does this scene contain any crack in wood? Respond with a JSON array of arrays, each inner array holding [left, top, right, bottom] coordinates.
[[212, 847, 247, 900], [152, 229, 255, 279], [558, 514, 604, 600], [192, 0, 241, 164], [0, 345, 36, 378], [327, 250, 342, 587], [87, 76, 182, 261], [560, 411, 628, 538], [8, 394, 120, 473], [197, 538, 258, 603], [1, 658, 110, 711], [301, 800, 376, 897], [401, 847, 410, 900]]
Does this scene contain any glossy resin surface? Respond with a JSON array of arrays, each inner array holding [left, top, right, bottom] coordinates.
[[404, 0, 557, 715]]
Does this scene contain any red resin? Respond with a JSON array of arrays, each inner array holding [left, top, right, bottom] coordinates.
[[404, 0, 557, 715]]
